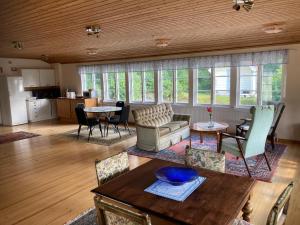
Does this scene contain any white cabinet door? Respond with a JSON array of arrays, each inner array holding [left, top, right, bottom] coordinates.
[[39, 69, 55, 86], [21, 69, 40, 87]]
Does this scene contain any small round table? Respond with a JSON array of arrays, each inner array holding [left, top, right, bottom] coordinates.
[[190, 122, 229, 152]]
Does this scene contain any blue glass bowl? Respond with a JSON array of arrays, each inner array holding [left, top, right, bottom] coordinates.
[[155, 166, 198, 186]]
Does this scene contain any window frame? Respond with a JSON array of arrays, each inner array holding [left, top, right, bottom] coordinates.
[[103, 72, 126, 102], [129, 71, 155, 104], [160, 69, 189, 104], [80, 73, 102, 98]]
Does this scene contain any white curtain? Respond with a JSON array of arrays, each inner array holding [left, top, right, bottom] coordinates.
[[78, 49, 288, 74]]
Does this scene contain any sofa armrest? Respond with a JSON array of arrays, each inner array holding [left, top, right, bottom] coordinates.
[[173, 114, 191, 125]]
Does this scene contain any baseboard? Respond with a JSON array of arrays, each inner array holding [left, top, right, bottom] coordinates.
[[278, 138, 300, 144]]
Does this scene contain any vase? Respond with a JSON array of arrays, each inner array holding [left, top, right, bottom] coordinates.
[[208, 114, 214, 128]]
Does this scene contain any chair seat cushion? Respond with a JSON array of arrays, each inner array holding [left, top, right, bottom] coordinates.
[[159, 127, 170, 136], [160, 122, 181, 132], [221, 138, 244, 157]]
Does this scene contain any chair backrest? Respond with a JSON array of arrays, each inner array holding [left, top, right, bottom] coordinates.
[[185, 147, 225, 173], [75, 103, 88, 125], [95, 152, 129, 186], [269, 102, 285, 136], [115, 101, 125, 116], [119, 105, 130, 123], [266, 182, 294, 225], [94, 195, 152, 225], [243, 106, 274, 158], [132, 103, 174, 127]]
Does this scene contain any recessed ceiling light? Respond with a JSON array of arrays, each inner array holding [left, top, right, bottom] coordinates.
[[12, 41, 23, 50], [263, 24, 284, 34], [86, 48, 98, 55], [155, 38, 170, 48], [85, 25, 101, 38]]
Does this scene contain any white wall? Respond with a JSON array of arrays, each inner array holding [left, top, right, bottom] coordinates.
[[48, 44, 300, 141]]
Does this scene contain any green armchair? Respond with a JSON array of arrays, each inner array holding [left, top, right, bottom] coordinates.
[[219, 106, 274, 177]]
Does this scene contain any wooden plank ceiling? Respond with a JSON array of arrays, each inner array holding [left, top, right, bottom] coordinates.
[[0, 0, 300, 63]]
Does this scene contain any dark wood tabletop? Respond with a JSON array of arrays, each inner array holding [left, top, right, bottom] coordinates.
[[91, 159, 256, 225]]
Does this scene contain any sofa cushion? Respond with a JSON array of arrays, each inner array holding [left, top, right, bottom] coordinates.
[[173, 120, 189, 128], [160, 122, 181, 132], [159, 127, 170, 137]]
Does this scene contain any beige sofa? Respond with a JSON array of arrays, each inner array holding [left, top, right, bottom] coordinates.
[[132, 103, 191, 152]]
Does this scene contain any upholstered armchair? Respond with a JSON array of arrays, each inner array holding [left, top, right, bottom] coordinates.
[[185, 146, 226, 173], [94, 152, 152, 225], [236, 102, 285, 150], [219, 106, 274, 177], [132, 103, 191, 152]]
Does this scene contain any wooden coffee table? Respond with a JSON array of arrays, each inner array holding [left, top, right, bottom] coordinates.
[[191, 122, 229, 152]]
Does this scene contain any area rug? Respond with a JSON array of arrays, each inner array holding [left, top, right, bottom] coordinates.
[[64, 208, 97, 225], [0, 131, 40, 144], [66, 126, 136, 146], [127, 135, 287, 182]]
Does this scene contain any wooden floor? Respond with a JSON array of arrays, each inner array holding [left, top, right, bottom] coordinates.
[[0, 120, 299, 225]]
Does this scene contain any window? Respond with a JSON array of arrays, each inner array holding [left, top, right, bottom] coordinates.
[[161, 69, 189, 103], [81, 73, 102, 97], [214, 67, 231, 105], [239, 66, 258, 106], [176, 69, 189, 103], [130, 71, 154, 103], [262, 64, 283, 104], [104, 72, 126, 101], [197, 68, 212, 104]]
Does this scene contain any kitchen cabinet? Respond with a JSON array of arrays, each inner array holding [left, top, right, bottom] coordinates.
[[57, 98, 97, 123], [21, 69, 56, 88], [27, 99, 57, 122], [39, 69, 55, 86], [22, 69, 40, 87]]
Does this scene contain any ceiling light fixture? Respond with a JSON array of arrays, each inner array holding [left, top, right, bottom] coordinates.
[[233, 0, 254, 12], [85, 25, 101, 38], [155, 38, 170, 48], [12, 41, 23, 50], [86, 48, 98, 55], [263, 24, 284, 34]]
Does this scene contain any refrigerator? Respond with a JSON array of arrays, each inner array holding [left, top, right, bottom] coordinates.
[[0, 76, 31, 126]]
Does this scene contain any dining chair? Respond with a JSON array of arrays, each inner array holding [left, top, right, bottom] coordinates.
[[219, 106, 274, 177], [94, 152, 152, 225], [75, 103, 102, 141], [106, 105, 131, 138], [185, 145, 225, 173], [115, 101, 125, 117], [232, 181, 294, 225], [236, 102, 285, 150]]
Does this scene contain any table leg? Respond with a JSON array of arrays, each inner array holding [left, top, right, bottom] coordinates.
[[242, 194, 253, 222], [199, 132, 203, 143], [189, 135, 192, 148], [216, 131, 220, 153]]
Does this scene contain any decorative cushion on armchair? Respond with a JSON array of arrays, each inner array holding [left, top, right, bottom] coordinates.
[[132, 103, 191, 152], [185, 147, 225, 173]]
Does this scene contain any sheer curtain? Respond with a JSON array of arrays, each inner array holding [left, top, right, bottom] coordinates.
[[78, 50, 288, 74]]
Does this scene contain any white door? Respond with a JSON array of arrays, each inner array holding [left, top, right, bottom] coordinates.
[[22, 69, 40, 87], [39, 69, 55, 86]]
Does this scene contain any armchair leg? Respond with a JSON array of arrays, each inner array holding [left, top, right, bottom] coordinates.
[[236, 138, 252, 177], [241, 155, 252, 177], [270, 136, 275, 150], [263, 153, 272, 171], [99, 123, 103, 137]]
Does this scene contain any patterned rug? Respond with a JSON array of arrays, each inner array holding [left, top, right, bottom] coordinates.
[[0, 131, 40, 144], [66, 126, 136, 146], [64, 208, 97, 225], [127, 135, 287, 182]]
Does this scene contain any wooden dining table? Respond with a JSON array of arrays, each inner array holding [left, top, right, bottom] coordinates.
[[91, 159, 256, 225]]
